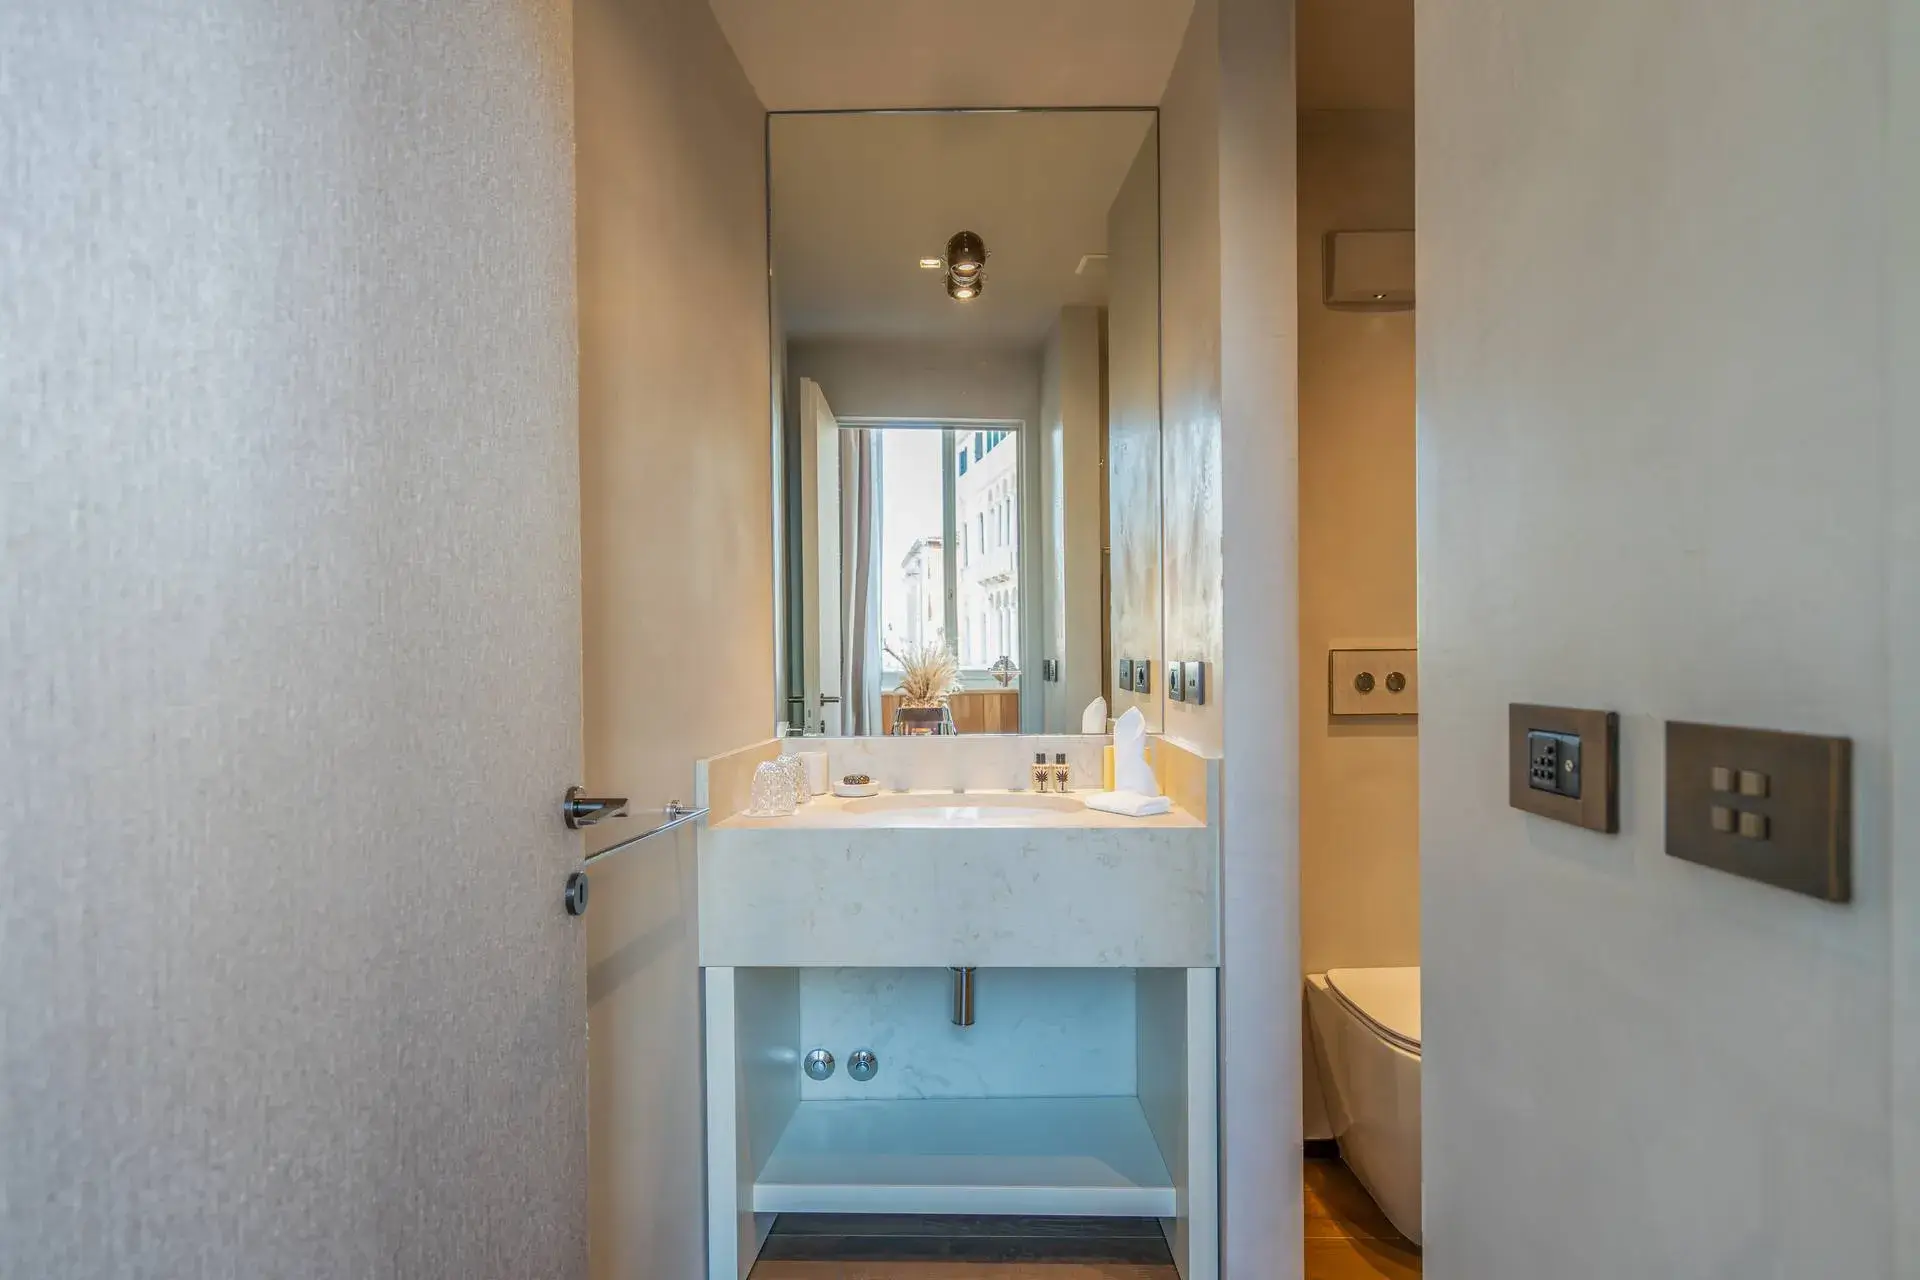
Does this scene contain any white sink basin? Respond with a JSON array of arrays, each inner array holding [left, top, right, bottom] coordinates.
[[839, 792, 1084, 826]]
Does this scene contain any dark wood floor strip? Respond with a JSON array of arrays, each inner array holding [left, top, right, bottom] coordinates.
[[761, 1215, 1175, 1265], [770, 1215, 1167, 1240], [753, 1163, 1418, 1276]]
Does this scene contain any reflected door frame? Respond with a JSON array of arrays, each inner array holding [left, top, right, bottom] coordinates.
[[797, 378, 843, 735]]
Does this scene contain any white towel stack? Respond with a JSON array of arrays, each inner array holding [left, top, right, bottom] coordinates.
[[1083, 707, 1168, 817], [1083, 790, 1173, 818]]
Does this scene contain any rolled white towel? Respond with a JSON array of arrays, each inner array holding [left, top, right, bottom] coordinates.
[[1082, 789, 1173, 818], [1112, 706, 1160, 797], [1080, 695, 1108, 734]]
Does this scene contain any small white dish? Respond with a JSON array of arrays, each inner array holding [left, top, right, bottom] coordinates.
[[832, 780, 881, 798]]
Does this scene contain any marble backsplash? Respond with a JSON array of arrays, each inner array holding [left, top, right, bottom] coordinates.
[[694, 738, 781, 820], [780, 734, 1110, 796], [699, 734, 1221, 822], [1150, 736, 1217, 823], [795, 967, 1138, 1101]]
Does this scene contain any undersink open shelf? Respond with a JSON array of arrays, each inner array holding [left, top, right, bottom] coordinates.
[[705, 966, 1219, 1280], [752, 1095, 1174, 1217]]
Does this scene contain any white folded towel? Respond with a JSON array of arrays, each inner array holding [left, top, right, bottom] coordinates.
[[1080, 695, 1108, 734], [1083, 789, 1173, 818]]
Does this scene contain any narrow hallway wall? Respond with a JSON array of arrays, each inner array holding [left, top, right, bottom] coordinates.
[[1891, 0, 1920, 1266], [1216, 0, 1306, 1275], [575, 0, 771, 1274], [1419, 1, 1901, 1273]]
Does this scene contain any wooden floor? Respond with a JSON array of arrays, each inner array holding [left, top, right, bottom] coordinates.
[[747, 1157, 1420, 1279], [1302, 1158, 1423, 1279]]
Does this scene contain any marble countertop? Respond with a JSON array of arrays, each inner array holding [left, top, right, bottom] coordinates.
[[711, 789, 1204, 832]]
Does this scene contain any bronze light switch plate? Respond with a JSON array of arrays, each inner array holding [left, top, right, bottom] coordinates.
[[1508, 704, 1620, 833], [1664, 721, 1851, 902], [1329, 649, 1419, 717]]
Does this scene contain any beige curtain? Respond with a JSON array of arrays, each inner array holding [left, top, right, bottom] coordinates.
[[839, 429, 882, 735]]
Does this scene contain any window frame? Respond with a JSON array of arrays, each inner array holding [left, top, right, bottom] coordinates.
[[841, 417, 1026, 689]]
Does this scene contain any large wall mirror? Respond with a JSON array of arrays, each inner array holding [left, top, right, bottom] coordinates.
[[773, 109, 1164, 737]]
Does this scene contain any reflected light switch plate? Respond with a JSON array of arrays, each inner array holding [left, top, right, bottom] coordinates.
[[1183, 661, 1206, 706]]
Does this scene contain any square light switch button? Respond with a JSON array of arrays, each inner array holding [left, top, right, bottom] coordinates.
[[1666, 721, 1850, 902]]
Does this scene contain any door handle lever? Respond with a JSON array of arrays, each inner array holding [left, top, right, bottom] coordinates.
[[563, 786, 629, 829]]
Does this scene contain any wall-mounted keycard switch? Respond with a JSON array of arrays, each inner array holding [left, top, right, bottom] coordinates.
[[1509, 704, 1618, 833], [1183, 661, 1206, 706], [1665, 721, 1851, 902], [1132, 659, 1152, 694], [1527, 731, 1582, 798], [1167, 662, 1186, 702]]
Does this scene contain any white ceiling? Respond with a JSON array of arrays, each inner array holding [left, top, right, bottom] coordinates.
[[708, 0, 1196, 111], [711, 0, 1409, 114], [1298, 0, 1414, 111], [772, 111, 1155, 345]]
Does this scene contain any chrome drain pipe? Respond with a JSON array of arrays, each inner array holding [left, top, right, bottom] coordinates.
[[950, 966, 976, 1027]]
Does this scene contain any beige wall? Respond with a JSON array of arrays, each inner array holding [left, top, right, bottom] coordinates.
[[575, 0, 769, 1274], [790, 338, 1043, 427], [1105, 127, 1165, 729], [1420, 0, 1902, 1274], [1040, 306, 1107, 732], [1158, 5, 1225, 755], [1296, 110, 1418, 975]]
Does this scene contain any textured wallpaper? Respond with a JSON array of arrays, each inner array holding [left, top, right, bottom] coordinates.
[[3, 3, 586, 1277]]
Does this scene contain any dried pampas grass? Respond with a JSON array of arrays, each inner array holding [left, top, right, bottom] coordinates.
[[884, 640, 960, 707]]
